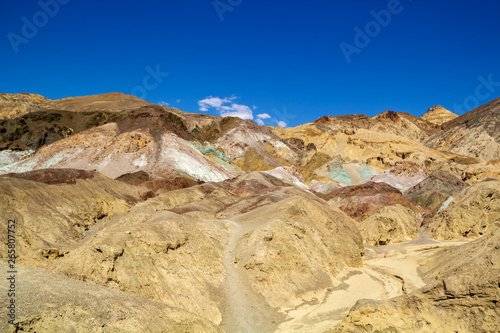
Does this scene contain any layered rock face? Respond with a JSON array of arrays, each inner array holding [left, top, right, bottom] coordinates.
[[371, 161, 428, 191], [404, 170, 469, 203], [2, 93, 500, 186], [1, 107, 236, 183], [313, 110, 441, 142], [0, 93, 152, 152], [272, 113, 500, 184], [1, 92, 500, 332]]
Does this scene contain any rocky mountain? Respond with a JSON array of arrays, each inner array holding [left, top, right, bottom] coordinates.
[[1, 92, 500, 332], [273, 115, 500, 185], [420, 105, 458, 126], [425, 97, 500, 161]]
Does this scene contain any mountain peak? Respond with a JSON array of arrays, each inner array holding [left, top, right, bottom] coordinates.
[[420, 105, 458, 125]]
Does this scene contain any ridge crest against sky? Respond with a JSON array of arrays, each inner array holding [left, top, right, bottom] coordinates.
[[1, 0, 499, 127]]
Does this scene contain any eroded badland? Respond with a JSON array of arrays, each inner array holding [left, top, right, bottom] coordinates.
[[1, 92, 499, 332]]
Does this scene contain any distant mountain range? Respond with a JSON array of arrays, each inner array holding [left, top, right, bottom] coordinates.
[[1, 92, 499, 188]]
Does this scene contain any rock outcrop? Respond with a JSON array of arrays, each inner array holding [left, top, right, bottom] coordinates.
[[0, 108, 236, 182], [0, 169, 144, 267], [427, 179, 500, 239], [313, 110, 441, 142], [0, 262, 222, 333], [273, 106, 500, 184], [0, 93, 50, 120], [358, 204, 419, 246], [323, 181, 418, 222], [2, 93, 499, 187], [272, 119, 448, 175], [404, 170, 469, 225], [215, 120, 296, 172], [404, 170, 469, 203], [370, 161, 428, 191]]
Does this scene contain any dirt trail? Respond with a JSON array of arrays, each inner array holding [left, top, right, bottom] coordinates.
[[217, 222, 470, 333], [220, 220, 279, 333]]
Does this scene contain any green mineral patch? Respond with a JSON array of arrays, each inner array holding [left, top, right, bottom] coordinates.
[[356, 165, 379, 181], [188, 142, 231, 163]]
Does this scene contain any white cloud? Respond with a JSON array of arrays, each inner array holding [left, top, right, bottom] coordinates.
[[252, 105, 257, 110], [254, 113, 271, 126], [198, 96, 236, 111], [197, 96, 253, 120], [176, 99, 181, 103], [257, 113, 271, 119], [158, 100, 170, 106], [220, 103, 253, 120], [276, 120, 287, 127]]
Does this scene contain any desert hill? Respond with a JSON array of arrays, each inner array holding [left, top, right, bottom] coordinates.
[[420, 105, 458, 126], [0, 92, 151, 120], [425, 97, 500, 161], [0, 262, 222, 333], [1, 92, 499, 332]]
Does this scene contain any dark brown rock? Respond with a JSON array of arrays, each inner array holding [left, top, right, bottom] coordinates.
[[323, 181, 418, 222], [1, 168, 96, 185]]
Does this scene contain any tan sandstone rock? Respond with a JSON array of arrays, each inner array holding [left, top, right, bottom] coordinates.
[[427, 179, 500, 239], [336, 228, 500, 332], [0, 262, 222, 333], [358, 204, 419, 246], [420, 105, 458, 126]]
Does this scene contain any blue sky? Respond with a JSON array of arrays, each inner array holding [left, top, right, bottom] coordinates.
[[1, 0, 499, 127]]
